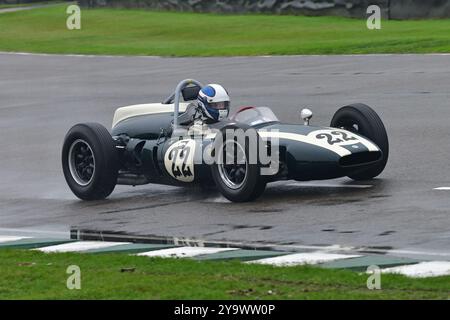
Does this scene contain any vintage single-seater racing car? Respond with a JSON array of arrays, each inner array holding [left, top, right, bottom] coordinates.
[[62, 79, 389, 202]]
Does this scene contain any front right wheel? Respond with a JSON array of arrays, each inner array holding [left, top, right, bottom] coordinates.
[[330, 103, 389, 180]]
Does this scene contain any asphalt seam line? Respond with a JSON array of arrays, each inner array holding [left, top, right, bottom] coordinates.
[[70, 229, 450, 258]]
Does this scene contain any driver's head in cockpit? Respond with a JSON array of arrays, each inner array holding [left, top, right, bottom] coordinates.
[[197, 84, 230, 123]]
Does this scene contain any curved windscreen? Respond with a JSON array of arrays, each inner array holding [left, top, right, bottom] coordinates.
[[233, 107, 279, 126]]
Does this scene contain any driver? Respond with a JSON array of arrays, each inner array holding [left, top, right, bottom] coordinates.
[[197, 84, 230, 123], [177, 84, 230, 126]]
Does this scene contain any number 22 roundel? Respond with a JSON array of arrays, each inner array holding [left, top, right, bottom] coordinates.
[[164, 139, 196, 182]]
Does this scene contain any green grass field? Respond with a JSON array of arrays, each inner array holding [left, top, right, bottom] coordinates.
[[0, 249, 449, 299], [0, 5, 449, 56]]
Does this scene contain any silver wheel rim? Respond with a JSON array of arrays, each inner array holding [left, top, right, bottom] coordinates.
[[217, 140, 248, 190], [68, 139, 96, 186]]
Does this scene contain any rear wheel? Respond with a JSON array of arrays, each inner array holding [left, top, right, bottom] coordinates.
[[62, 123, 119, 200], [330, 103, 389, 180], [211, 125, 266, 202]]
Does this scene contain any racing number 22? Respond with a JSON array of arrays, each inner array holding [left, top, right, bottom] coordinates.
[[316, 131, 357, 145]]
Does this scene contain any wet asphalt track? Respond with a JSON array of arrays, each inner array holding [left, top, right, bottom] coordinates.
[[0, 53, 449, 259]]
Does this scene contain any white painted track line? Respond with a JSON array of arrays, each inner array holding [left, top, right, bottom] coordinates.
[[37, 241, 130, 253], [1, 52, 449, 58], [0, 235, 30, 243], [247, 252, 361, 266], [138, 246, 238, 258], [382, 261, 450, 278], [0, 228, 67, 236], [0, 3, 62, 14], [433, 187, 450, 190]]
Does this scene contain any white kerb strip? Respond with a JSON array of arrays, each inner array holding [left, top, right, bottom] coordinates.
[[37, 241, 130, 253], [137, 246, 238, 258], [382, 261, 450, 278], [0, 235, 30, 243], [247, 252, 361, 266]]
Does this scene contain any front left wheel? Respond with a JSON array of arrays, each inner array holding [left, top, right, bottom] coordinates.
[[62, 123, 119, 200], [211, 125, 266, 202]]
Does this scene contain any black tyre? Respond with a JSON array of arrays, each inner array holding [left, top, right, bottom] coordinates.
[[211, 125, 266, 202], [330, 103, 389, 180], [62, 123, 119, 200]]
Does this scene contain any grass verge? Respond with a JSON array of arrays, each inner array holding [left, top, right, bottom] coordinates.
[[0, 5, 449, 56], [0, 249, 449, 299]]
